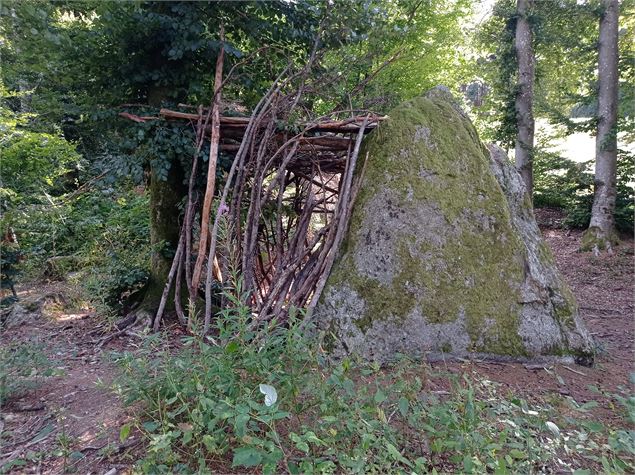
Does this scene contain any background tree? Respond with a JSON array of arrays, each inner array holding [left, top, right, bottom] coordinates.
[[473, 0, 633, 235], [514, 0, 535, 196], [582, 0, 620, 252]]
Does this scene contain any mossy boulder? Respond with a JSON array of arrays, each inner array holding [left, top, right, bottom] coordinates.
[[315, 87, 594, 365]]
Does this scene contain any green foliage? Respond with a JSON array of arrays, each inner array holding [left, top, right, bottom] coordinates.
[[0, 342, 58, 407], [1, 130, 80, 197], [113, 279, 634, 473], [6, 178, 151, 313], [315, 0, 473, 113], [533, 149, 593, 210], [70, 189, 151, 312], [0, 98, 81, 215], [0, 101, 84, 294], [533, 148, 634, 234], [474, 0, 635, 143]]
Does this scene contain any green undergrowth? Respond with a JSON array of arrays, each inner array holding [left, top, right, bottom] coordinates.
[[10, 186, 151, 316], [533, 149, 634, 235], [0, 341, 60, 408], [110, 282, 635, 474]]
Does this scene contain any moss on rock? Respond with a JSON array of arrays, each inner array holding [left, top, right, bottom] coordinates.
[[316, 87, 594, 365]]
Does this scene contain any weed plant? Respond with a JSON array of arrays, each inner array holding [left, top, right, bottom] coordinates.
[[113, 281, 635, 474]]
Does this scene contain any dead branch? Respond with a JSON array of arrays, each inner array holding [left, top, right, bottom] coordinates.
[[192, 31, 225, 294]]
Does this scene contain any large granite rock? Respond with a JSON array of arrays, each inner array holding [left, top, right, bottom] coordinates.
[[315, 87, 594, 365]]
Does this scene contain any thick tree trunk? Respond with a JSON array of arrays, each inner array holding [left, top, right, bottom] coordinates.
[[133, 87, 187, 322], [134, 165, 186, 322], [582, 0, 619, 253], [514, 0, 535, 197]]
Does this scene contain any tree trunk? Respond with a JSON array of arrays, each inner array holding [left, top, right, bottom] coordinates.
[[133, 165, 186, 321], [133, 86, 187, 322], [514, 0, 535, 198], [582, 0, 619, 253]]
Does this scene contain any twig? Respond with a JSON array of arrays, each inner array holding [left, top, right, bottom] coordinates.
[[562, 365, 587, 376], [153, 231, 185, 331], [308, 116, 369, 312]]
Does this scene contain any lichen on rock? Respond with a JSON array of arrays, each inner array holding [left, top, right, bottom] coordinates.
[[315, 87, 594, 366]]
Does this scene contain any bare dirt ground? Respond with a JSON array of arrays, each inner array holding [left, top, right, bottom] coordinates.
[[0, 286, 140, 474], [1, 220, 633, 474]]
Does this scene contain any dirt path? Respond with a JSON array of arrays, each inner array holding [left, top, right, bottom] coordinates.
[[1, 225, 633, 474], [1, 285, 138, 474]]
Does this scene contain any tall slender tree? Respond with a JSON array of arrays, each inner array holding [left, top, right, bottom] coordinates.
[[514, 0, 535, 196], [582, 0, 620, 253]]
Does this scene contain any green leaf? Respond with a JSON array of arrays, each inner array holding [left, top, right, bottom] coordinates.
[[386, 441, 402, 460], [119, 423, 131, 443], [165, 395, 178, 405], [509, 449, 526, 460], [398, 397, 409, 417], [494, 457, 508, 475], [202, 434, 216, 452], [234, 413, 250, 437], [374, 389, 387, 404], [582, 420, 604, 432], [385, 441, 411, 466], [143, 421, 159, 433], [232, 446, 263, 468], [304, 431, 323, 445], [290, 433, 310, 453], [31, 424, 54, 443], [463, 455, 474, 473], [225, 341, 239, 353], [579, 400, 599, 411]]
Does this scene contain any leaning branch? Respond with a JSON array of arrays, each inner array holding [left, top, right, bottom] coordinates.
[[191, 32, 225, 294]]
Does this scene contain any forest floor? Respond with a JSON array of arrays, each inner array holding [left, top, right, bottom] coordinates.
[[1, 218, 633, 474]]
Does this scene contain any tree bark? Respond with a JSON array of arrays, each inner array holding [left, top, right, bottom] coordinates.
[[134, 86, 187, 320], [514, 0, 535, 198], [134, 165, 186, 319], [583, 0, 619, 253]]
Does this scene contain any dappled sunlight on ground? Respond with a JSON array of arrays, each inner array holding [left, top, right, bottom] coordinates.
[[55, 312, 93, 323]]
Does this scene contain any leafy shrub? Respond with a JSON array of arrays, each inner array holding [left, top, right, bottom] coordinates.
[[533, 149, 592, 210], [9, 183, 151, 313], [1, 99, 151, 313], [113, 280, 635, 474], [533, 149, 634, 234], [69, 188, 151, 311], [0, 122, 83, 291], [0, 130, 81, 201]]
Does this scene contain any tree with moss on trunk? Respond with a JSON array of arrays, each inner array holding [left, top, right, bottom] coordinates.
[[581, 0, 620, 254]]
